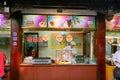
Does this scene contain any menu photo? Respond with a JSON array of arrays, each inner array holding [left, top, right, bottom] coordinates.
[[72, 16, 95, 29], [22, 15, 47, 28], [48, 15, 72, 28]]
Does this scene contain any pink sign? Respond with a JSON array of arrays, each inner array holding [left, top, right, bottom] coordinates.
[[22, 15, 47, 27], [48, 15, 72, 28]]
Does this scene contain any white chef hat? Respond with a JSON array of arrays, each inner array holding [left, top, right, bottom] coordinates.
[[70, 41, 76, 45]]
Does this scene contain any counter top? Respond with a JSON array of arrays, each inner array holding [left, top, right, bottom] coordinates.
[[5, 64, 10, 67], [19, 63, 97, 80], [19, 63, 97, 67]]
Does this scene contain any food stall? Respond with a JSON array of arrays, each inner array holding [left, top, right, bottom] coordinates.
[[10, 10, 106, 80], [0, 13, 11, 80], [106, 15, 120, 80], [19, 13, 97, 80]]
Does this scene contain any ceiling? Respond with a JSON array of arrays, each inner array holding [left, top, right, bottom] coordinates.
[[1, 0, 120, 14]]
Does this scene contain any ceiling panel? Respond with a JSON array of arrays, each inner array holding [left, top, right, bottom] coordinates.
[[3, 0, 120, 11]]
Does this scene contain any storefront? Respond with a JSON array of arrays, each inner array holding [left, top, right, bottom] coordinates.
[[0, 13, 11, 80], [9, 9, 106, 80], [106, 15, 120, 80], [20, 13, 97, 80]]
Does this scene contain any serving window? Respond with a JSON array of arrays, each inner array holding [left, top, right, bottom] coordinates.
[[22, 30, 96, 65]]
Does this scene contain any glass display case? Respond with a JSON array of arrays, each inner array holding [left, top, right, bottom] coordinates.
[[56, 50, 72, 64]]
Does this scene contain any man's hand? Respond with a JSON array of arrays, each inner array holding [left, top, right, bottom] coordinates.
[[116, 60, 120, 64]]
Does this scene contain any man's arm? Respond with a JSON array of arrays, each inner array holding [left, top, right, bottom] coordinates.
[[112, 51, 120, 64]]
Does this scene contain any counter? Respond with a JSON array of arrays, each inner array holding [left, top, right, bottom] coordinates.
[[106, 64, 116, 80], [4, 64, 10, 80], [19, 63, 97, 80]]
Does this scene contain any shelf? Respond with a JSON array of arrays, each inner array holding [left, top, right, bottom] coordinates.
[[22, 27, 96, 32]]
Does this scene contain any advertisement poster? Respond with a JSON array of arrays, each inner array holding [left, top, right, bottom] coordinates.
[[50, 33, 65, 49], [48, 15, 72, 28], [106, 16, 120, 30], [72, 16, 95, 28], [0, 14, 11, 28], [22, 15, 47, 27], [50, 32, 83, 52]]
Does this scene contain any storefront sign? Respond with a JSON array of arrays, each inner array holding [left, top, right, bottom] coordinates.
[[22, 14, 96, 29], [0, 14, 11, 28], [13, 32, 17, 36], [56, 34, 63, 42], [22, 15, 47, 27], [39, 37, 43, 42], [106, 16, 120, 30], [27, 36, 32, 42], [33, 36, 38, 42], [27, 35, 49, 42], [48, 15, 72, 28], [12, 31, 17, 46], [66, 34, 73, 42], [72, 16, 95, 28], [13, 42, 17, 46], [42, 35, 48, 41], [13, 37, 17, 41]]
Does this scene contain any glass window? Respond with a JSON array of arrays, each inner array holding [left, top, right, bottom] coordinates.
[[22, 30, 97, 65], [106, 31, 120, 65]]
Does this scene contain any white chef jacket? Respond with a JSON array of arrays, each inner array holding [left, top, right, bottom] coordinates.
[[63, 46, 77, 64], [64, 46, 77, 55], [112, 50, 120, 68]]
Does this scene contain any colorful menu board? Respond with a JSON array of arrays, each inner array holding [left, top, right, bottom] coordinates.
[[0, 14, 10, 28], [106, 16, 120, 30], [22, 14, 96, 29], [48, 15, 72, 28], [72, 16, 95, 28], [22, 15, 47, 27]]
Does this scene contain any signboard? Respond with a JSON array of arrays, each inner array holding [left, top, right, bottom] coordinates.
[[48, 15, 72, 28], [42, 35, 49, 41], [0, 14, 11, 28], [106, 16, 120, 30], [22, 14, 96, 29], [22, 15, 47, 27], [72, 16, 95, 28], [66, 34, 73, 42]]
